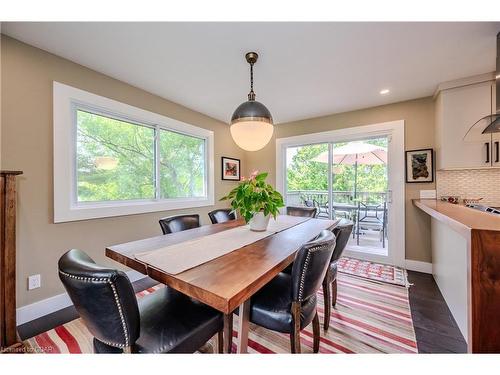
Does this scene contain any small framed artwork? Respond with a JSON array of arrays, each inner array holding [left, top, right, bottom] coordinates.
[[221, 157, 241, 181], [405, 148, 434, 183]]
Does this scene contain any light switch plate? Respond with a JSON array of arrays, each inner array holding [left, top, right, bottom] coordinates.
[[28, 274, 41, 290], [420, 190, 437, 199]]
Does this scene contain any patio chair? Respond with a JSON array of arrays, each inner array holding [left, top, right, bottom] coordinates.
[[303, 199, 315, 208], [355, 201, 387, 247], [313, 199, 329, 219], [333, 207, 351, 220]]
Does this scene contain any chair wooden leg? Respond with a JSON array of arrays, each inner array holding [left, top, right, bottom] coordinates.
[[291, 302, 301, 354], [223, 313, 233, 354], [322, 280, 331, 330], [332, 278, 338, 307], [217, 330, 224, 354], [291, 330, 301, 354], [123, 346, 132, 354], [312, 311, 320, 353]]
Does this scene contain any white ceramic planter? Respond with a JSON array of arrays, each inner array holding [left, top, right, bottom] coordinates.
[[249, 212, 271, 232]]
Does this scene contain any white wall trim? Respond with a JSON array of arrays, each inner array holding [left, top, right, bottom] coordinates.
[[16, 270, 147, 326], [405, 259, 433, 274]]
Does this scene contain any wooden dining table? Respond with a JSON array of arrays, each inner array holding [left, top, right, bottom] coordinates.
[[106, 215, 338, 353]]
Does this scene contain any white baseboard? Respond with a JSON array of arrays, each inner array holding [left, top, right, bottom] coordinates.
[[405, 259, 432, 274], [16, 270, 147, 326]]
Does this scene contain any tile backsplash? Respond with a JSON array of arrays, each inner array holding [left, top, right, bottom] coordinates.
[[436, 169, 500, 206]]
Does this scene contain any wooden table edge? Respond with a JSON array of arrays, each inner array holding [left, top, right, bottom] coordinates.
[[105, 247, 147, 274], [147, 265, 230, 313]]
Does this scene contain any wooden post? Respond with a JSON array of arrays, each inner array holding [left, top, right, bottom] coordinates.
[[0, 171, 23, 350]]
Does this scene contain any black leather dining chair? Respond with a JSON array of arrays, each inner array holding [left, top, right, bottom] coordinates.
[[248, 230, 335, 353], [286, 206, 318, 218], [159, 214, 200, 234], [322, 219, 353, 330], [58, 249, 224, 353], [281, 205, 319, 274], [208, 209, 236, 224], [281, 207, 319, 275]]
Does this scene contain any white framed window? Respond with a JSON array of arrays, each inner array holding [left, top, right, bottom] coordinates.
[[53, 82, 214, 223]]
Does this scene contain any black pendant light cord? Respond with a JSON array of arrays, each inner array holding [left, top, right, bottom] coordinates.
[[248, 62, 256, 101]]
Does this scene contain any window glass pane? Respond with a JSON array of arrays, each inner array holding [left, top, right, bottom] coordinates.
[[285, 143, 329, 208], [159, 129, 205, 198], [332, 137, 388, 204], [76, 110, 155, 202]]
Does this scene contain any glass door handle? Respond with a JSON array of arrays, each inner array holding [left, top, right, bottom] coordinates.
[[387, 190, 393, 204]]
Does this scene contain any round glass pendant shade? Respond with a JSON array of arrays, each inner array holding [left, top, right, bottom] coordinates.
[[230, 100, 274, 151], [230, 120, 274, 152]]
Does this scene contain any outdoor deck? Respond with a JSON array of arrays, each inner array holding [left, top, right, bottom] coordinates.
[[286, 190, 388, 257]]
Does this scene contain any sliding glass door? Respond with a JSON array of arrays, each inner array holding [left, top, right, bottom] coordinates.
[[284, 136, 393, 264]]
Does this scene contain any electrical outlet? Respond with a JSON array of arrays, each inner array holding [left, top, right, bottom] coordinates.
[[28, 274, 41, 290]]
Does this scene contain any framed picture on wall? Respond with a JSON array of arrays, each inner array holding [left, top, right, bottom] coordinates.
[[221, 157, 241, 181], [405, 148, 434, 183]]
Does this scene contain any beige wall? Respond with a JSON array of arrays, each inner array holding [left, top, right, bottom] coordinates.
[[1, 36, 247, 307], [247, 97, 435, 263]]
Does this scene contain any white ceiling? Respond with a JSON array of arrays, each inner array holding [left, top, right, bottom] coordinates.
[[3, 22, 500, 124]]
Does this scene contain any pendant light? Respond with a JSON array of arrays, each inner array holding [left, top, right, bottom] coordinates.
[[230, 52, 274, 151]]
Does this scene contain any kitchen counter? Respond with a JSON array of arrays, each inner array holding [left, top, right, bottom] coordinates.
[[414, 199, 500, 237], [414, 199, 500, 353]]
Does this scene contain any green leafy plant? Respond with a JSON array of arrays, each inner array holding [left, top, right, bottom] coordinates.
[[220, 171, 285, 223]]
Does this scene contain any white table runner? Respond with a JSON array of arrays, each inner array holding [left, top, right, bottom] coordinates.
[[134, 215, 311, 275]]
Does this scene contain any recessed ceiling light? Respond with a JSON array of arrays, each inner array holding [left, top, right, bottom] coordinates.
[[380, 89, 390, 95]]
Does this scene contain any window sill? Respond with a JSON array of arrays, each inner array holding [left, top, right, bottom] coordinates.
[[54, 197, 215, 223]]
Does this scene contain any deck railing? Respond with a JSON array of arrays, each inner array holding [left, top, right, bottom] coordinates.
[[286, 190, 387, 206]]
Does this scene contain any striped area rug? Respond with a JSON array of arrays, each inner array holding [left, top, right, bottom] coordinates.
[[338, 257, 408, 287], [24, 272, 417, 354]]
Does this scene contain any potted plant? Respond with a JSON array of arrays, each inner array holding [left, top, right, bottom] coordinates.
[[220, 171, 284, 231]]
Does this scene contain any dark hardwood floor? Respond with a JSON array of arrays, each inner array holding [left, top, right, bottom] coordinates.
[[407, 271, 467, 353], [18, 271, 467, 353]]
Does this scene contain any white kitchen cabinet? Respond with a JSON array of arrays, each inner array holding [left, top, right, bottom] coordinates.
[[435, 79, 494, 170]]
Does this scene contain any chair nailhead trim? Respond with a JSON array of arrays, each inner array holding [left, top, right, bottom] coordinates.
[[297, 243, 329, 301], [58, 270, 109, 283], [59, 270, 130, 347], [99, 339, 127, 348], [109, 281, 130, 347], [298, 250, 312, 301]]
